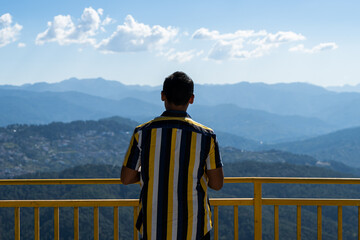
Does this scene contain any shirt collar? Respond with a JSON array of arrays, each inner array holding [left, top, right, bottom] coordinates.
[[161, 110, 191, 118]]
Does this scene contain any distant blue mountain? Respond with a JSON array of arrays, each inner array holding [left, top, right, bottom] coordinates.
[[266, 126, 360, 168], [0, 77, 161, 103], [327, 83, 360, 93], [0, 89, 161, 126], [4, 77, 360, 143], [0, 88, 335, 143], [3, 78, 360, 128], [195, 82, 360, 128], [189, 104, 334, 143]]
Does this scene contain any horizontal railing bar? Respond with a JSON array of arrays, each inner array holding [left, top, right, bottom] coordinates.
[[0, 199, 139, 207], [210, 198, 253, 206], [2, 177, 360, 186], [0, 198, 254, 207], [263, 198, 360, 206], [5, 197, 358, 208], [224, 177, 360, 184], [0, 179, 124, 185]]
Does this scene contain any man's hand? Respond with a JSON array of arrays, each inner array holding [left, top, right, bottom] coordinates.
[[121, 166, 140, 185], [206, 167, 224, 191]]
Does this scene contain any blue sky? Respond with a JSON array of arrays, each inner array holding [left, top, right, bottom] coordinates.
[[1, 0, 359, 86]]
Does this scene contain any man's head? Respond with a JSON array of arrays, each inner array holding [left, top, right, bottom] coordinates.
[[162, 71, 194, 110]]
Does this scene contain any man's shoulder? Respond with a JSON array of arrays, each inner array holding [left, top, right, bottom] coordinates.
[[134, 119, 154, 131], [184, 118, 215, 133], [133, 115, 216, 136]]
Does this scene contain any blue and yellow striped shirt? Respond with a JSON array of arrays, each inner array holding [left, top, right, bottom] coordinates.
[[123, 110, 223, 240]]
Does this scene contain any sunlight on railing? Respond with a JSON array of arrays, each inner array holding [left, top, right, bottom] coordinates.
[[1, 177, 360, 240]]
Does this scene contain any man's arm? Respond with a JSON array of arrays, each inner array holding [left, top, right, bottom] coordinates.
[[121, 166, 140, 185], [206, 167, 224, 191]]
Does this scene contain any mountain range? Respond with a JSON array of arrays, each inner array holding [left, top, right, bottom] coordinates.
[[0, 88, 162, 126], [2, 77, 360, 169], [4, 77, 360, 143], [4, 78, 360, 129], [0, 86, 336, 143]]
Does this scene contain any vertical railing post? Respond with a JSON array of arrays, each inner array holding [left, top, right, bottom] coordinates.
[[74, 207, 79, 240], [94, 207, 99, 240], [338, 206, 343, 240], [358, 206, 360, 240], [254, 181, 262, 240], [214, 206, 219, 240], [317, 206, 322, 240], [297, 206, 301, 240], [274, 205, 279, 240], [133, 206, 138, 240], [234, 205, 239, 240], [34, 207, 40, 240], [14, 207, 20, 240], [114, 206, 119, 240], [54, 207, 60, 240]]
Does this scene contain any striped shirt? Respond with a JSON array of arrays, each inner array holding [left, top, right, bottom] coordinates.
[[123, 110, 223, 240]]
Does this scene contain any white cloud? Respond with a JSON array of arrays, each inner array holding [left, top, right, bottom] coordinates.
[[193, 27, 308, 61], [161, 49, 203, 63], [97, 15, 178, 53], [0, 13, 23, 47], [17, 42, 26, 48], [97, 8, 104, 16], [192, 28, 267, 41], [36, 7, 102, 46], [208, 40, 242, 60], [266, 31, 305, 43], [35, 9, 179, 59], [102, 17, 114, 26], [207, 40, 276, 60], [289, 42, 338, 54], [192, 28, 221, 40]]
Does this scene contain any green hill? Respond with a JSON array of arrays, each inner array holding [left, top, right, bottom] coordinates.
[[0, 116, 137, 177], [2, 116, 359, 178], [221, 147, 360, 176]]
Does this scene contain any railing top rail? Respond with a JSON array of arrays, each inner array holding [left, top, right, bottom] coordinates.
[[2, 177, 360, 186], [224, 177, 360, 184], [0, 178, 124, 185], [2, 197, 360, 208], [0, 199, 139, 207]]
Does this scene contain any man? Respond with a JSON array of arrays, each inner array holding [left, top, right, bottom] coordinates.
[[121, 71, 224, 240]]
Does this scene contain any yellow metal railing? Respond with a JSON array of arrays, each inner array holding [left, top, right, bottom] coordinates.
[[1, 177, 360, 240]]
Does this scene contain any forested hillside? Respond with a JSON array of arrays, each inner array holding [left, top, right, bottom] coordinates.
[[2, 116, 360, 178], [0, 117, 136, 177]]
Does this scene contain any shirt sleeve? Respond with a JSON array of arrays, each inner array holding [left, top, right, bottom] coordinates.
[[123, 130, 141, 171], [205, 135, 223, 170]]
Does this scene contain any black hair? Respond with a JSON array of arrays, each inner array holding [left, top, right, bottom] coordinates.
[[162, 71, 194, 105]]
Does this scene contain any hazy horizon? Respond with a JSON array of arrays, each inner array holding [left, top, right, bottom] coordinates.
[[1, 76, 359, 89]]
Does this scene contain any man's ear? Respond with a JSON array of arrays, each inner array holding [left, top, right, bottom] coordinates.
[[189, 94, 194, 104], [161, 91, 166, 101]]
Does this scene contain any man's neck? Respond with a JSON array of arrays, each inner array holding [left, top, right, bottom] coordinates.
[[165, 102, 189, 112]]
